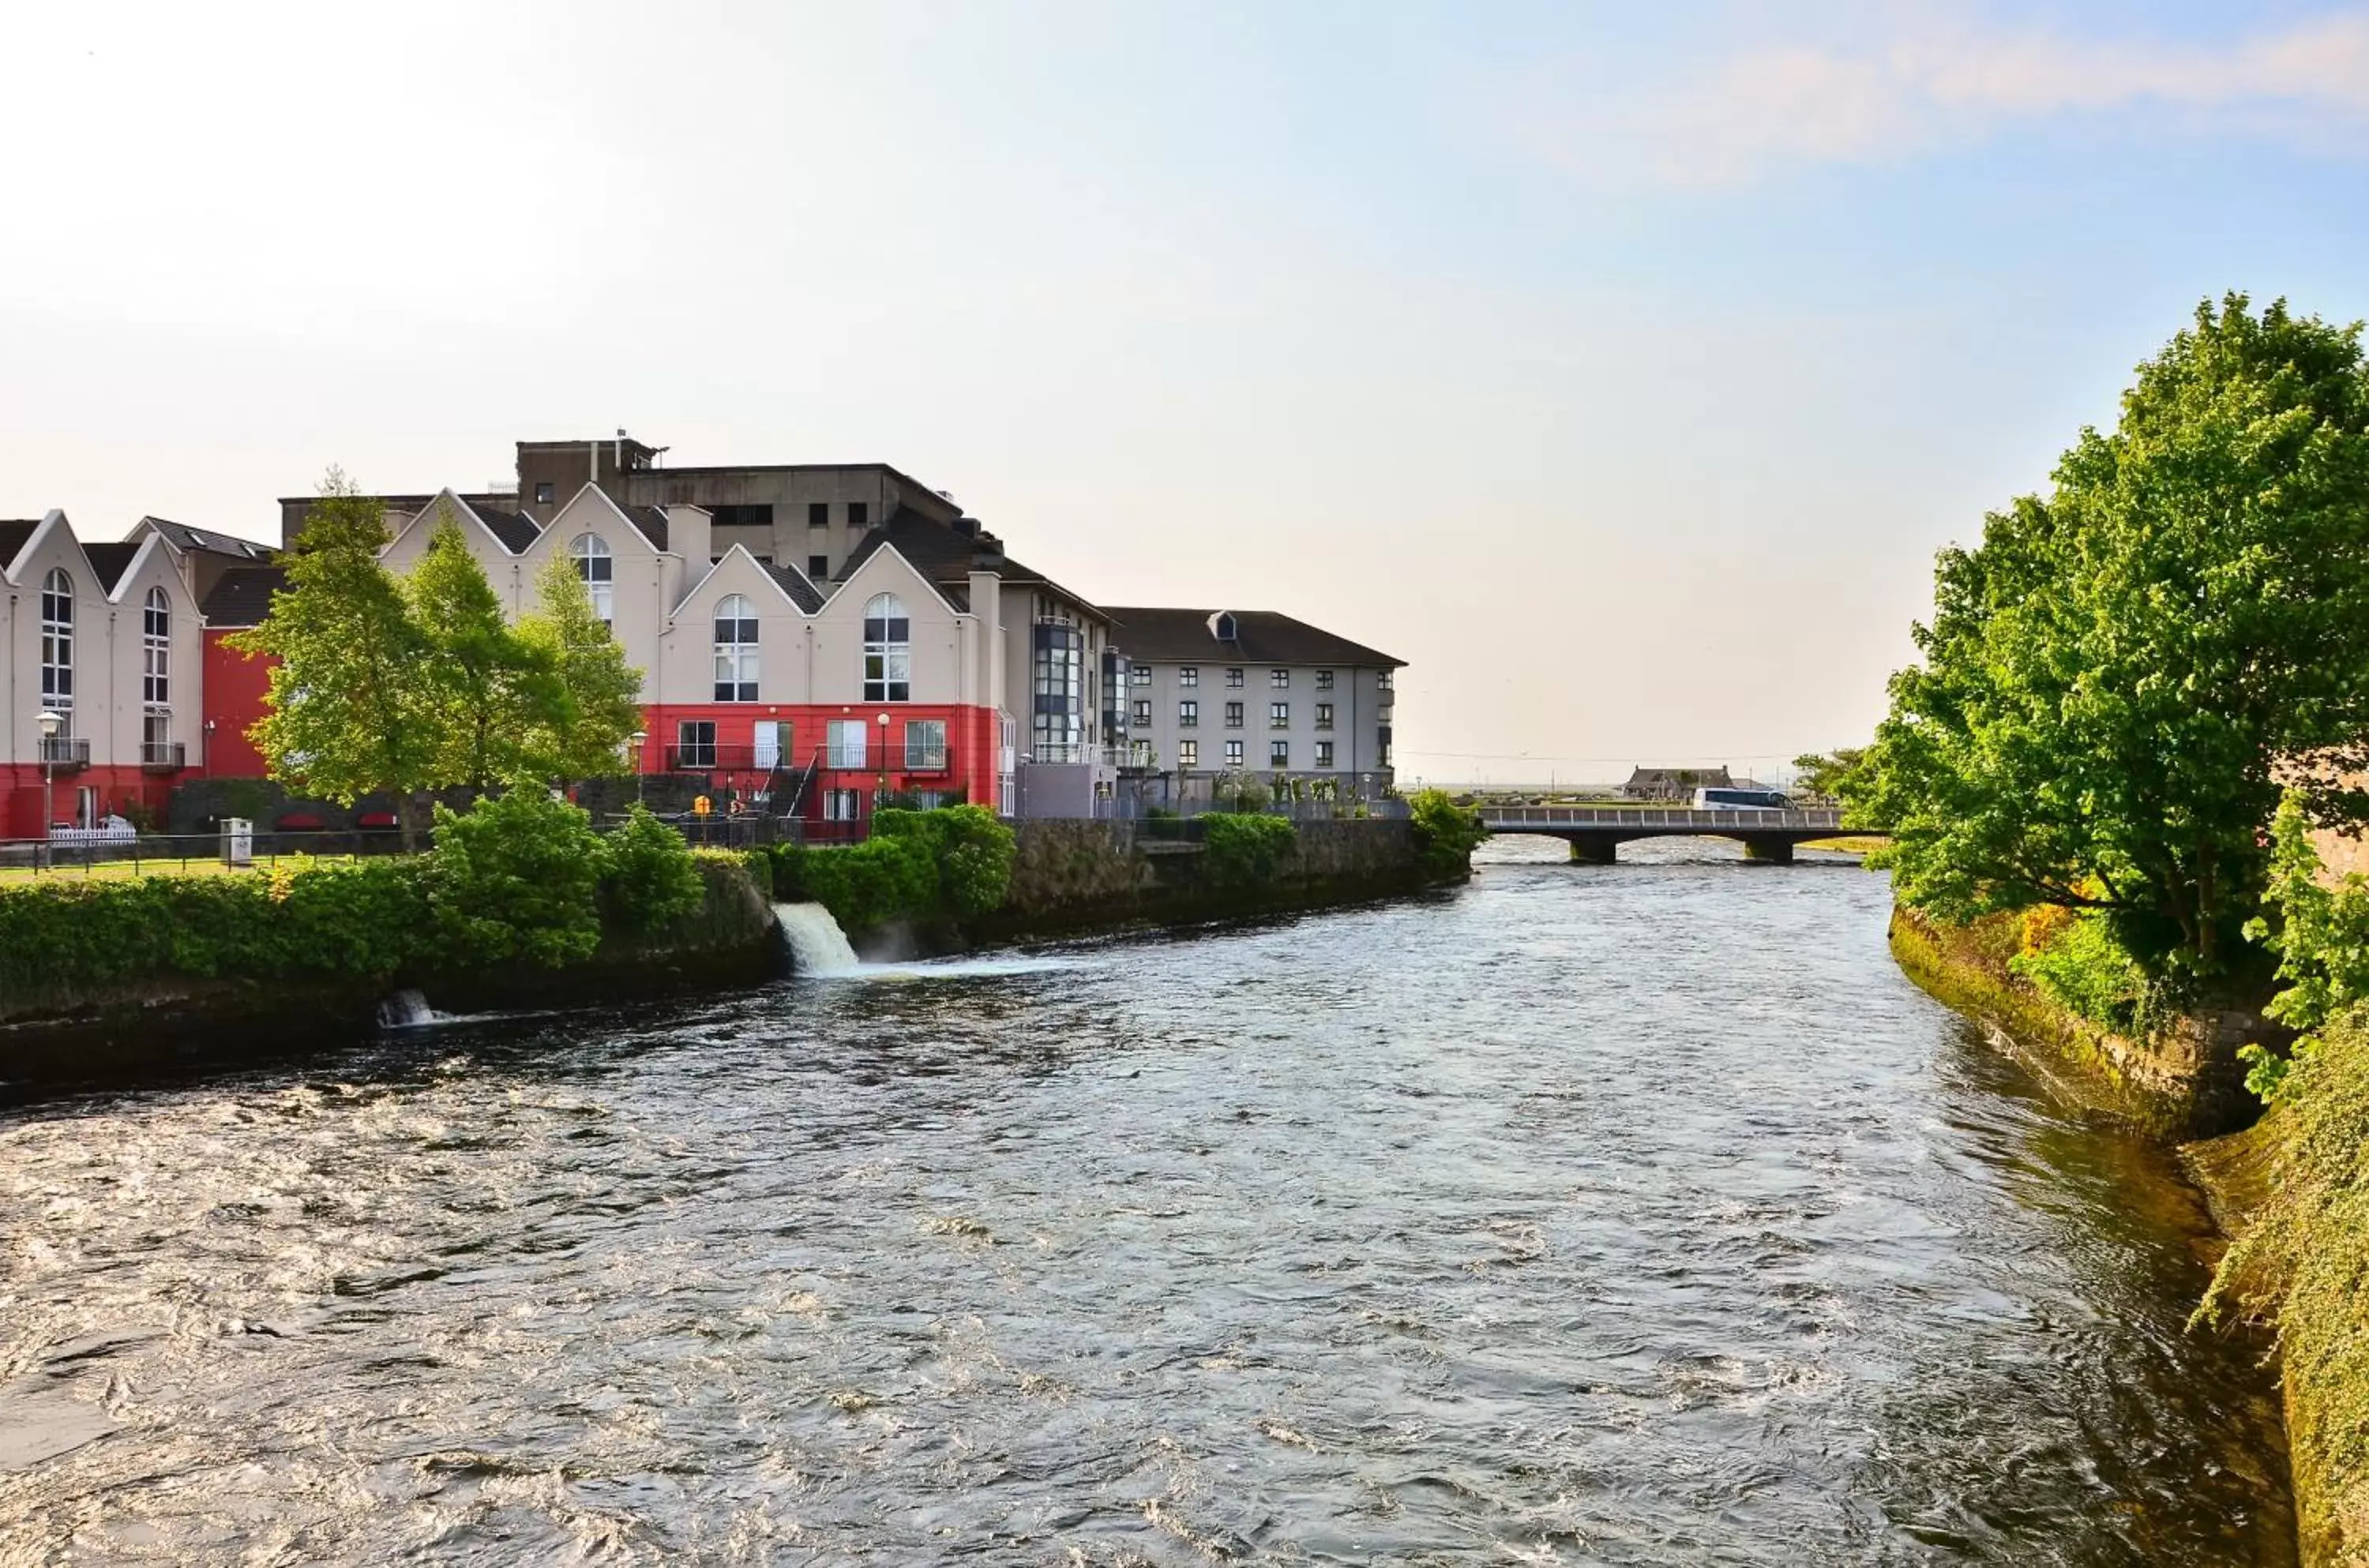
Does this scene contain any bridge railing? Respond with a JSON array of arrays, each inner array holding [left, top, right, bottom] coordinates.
[[1475, 805, 1848, 831]]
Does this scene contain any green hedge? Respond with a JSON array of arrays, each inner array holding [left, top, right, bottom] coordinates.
[[764, 805, 1019, 936], [1201, 812, 1297, 891], [1408, 788, 1486, 879]]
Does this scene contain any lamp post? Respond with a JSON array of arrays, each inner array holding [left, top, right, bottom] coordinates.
[[36, 709, 62, 871], [875, 711, 891, 809], [629, 730, 648, 805]]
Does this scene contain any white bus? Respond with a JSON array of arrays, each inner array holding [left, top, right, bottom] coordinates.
[[1695, 786, 1790, 810]]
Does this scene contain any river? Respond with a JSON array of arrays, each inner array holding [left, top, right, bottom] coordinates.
[[0, 838, 2293, 1564]]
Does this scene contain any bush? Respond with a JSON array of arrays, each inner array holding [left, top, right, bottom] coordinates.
[[599, 804, 704, 933], [2007, 909, 2150, 1030], [798, 833, 937, 935], [1201, 812, 1297, 891], [426, 786, 606, 967], [1408, 788, 1486, 878]]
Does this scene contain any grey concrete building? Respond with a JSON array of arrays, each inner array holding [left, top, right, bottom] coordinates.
[[1102, 607, 1401, 803]]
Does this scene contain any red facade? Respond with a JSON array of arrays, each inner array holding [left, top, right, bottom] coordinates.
[[200, 628, 274, 779], [637, 702, 1001, 827]]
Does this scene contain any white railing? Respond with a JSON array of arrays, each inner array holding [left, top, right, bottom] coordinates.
[[1477, 805, 1848, 831]]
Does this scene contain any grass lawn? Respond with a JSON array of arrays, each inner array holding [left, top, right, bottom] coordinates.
[[0, 853, 365, 885]]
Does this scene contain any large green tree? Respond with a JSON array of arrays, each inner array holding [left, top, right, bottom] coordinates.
[[230, 471, 437, 846], [1849, 295, 2369, 977], [408, 509, 557, 790], [515, 554, 644, 786]]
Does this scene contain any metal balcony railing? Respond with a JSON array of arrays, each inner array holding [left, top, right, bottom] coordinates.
[[36, 736, 89, 769], [140, 741, 187, 772]]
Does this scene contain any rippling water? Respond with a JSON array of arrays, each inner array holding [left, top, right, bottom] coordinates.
[[0, 838, 2293, 1564]]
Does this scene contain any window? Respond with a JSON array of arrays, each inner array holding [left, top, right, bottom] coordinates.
[[1178, 739, 1198, 769], [1315, 703, 1334, 730], [863, 593, 910, 701], [1031, 621, 1083, 760], [572, 534, 613, 623], [1269, 702, 1289, 728], [710, 503, 774, 529], [828, 718, 868, 768], [1178, 666, 1199, 688], [1316, 741, 1335, 769], [676, 719, 716, 769], [824, 788, 864, 821], [142, 587, 169, 707], [1316, 669, 1335, 691], [808, 501, 828, 527], [39, 568, 71, 711], [535, 481, 554, 505], [849, 501, 869, 528], [1271, 740, 1290, 768], [1379, 670, 1394, 692], [807, 554, 829, 579], [712, 594, 759, 702], [1379, 726, 1393, 767], [905, 718, 948, 771], [1132, 664, 1151, 687], [1224, 701, 1243, 728], [1178, 700, 1198, 727], [1226, 667, 1244, 688], [1225, 740, 1244, 767], [753, 720, 792, 770], [1132, 700, 1151, 726], [144, 711, 173, 756], [1270, 669, 1290, 688]]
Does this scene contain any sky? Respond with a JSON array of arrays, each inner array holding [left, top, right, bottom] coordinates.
[[7, 1, 2369, 786]]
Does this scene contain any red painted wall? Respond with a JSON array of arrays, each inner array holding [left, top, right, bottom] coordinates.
[[201, 629, 274, 778], [638, 702, 999, 820], [2, 765, 173, 838]]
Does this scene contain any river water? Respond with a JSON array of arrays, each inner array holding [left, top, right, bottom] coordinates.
[[0, 838, 2293, 1565]]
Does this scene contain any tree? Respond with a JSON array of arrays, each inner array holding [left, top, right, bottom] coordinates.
[[516, 555, 644, 786], [408, 509, 555, 790], [1849, 295, 2369, 978], [1791, 748, 1866, 805], [229, 470, 437, 849]]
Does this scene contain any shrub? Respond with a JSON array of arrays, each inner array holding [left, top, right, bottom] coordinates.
[[599, 804, 704, 933], [426, 786, 606, 967], [2007, 910, 2149, 1030], [927, 805, 1016, 917], [1408, 788, 1486, 879], [798, 833, 937, 935], [1201, 812, 1297, 891]]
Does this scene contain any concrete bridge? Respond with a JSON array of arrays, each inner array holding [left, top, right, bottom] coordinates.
[[1475, 805, 1873, 865]]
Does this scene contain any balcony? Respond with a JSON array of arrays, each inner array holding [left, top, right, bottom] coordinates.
[[36, 736, 89, 771], [140, 741, 187, 773], [903, 744, 949, 774], [666, 745, 783, 772]]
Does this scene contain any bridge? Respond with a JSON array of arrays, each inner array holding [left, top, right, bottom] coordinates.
[[1474, 805, 1874, 865]]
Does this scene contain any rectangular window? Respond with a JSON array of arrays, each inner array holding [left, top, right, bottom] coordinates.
[[1132, 700, 1151, 726], [1378, 725, 1392, 766], [1132, 665, 1152, 687], [905, 718, 948, 771], [675, 720, 716, 770], [1225, 739, 1244, 767], [849, 501, 869, 527], [753, 720, 790, 771], [1378, 670, 1394, 692], [1178, 700, 1198, 727], [1271, 740, 1290, 768], [535, 481, 554, 505], [808, 554, 829, 580], [1226, 667, 1244, 688], [1316, 669, 1335, 691], [1316, 741, 1335, 769], [1315, 703, 1334, 730], [824, 788, 863, 821], [1178, 739, 1198, 769], [1178, 666, 1199, 688], [1031, 622, 1084, 760], [1270, 669, 1290, 688], [1225, 702, 1243, 728], [828, 718, 867, 768], [808, 501, 828, 527], [1269, 702, 1289, 728]]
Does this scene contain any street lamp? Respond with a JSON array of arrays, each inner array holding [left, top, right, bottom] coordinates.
[[36, 709, 62, 871], [629, 729, 648, 805], [874, 712, 891, 807]]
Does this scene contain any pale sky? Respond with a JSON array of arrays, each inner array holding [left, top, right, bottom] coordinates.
[[8, 1, 2368, 785]]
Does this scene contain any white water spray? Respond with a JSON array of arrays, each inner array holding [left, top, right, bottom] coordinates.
[[376, 988, 441, 1030], [774, 902, 860, 977]]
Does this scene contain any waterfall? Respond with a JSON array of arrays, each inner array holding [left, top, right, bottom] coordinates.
[[774, 902, 860, 977], [377, 988, 440, 1030]]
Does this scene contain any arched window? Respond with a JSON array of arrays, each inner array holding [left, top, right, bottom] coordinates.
[[572, 534, 613, 623], [142, 587, 169, 707], [863, 592, 910, 702], [39, 568, 73, 715], [712, 594, 758, 702]]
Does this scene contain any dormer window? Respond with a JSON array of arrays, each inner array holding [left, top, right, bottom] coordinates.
[[1209, 610, 1238, 642]]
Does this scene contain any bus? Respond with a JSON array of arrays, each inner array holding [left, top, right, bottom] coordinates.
[[1695, 786, 1790, 810]]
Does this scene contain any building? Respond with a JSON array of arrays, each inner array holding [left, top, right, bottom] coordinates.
[[1104, 607, 1401, 801], [1623, 765, 1732, 801]]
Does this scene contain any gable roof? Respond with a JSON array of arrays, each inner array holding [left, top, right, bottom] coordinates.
[[1624, 765, 1731, 789], [1102, 607, 1403, 669], [757, 557, 824, 613], [199, 565, 288, 628], [135, 516, 273, 561], [0, 520, 41, 577], [620, 505, 669, 551], [835, 505, 1098, 620], [81, 542, 141, 594], [673, 545, 826, 619], [472, 505, 539, 554]]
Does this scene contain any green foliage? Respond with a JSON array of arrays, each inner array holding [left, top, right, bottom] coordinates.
[[1407, 787, 1487, 879], [797, 834, 938, 934], [1213, 778, 1272, 814], [426, 786, 606, 967], [874, 805, 1016, 917], [2007, 909, 2151, 1030], [515, 554, 645, 784], [780, 805, 1019, 933], [2236, 790, 2369, 1104], [409, 513, 558, 790], [598, 804, 704, 933], [1849, 295, 2369, 977], [1790, 748, 1866, 804], [1201, 812, 1297, 891]]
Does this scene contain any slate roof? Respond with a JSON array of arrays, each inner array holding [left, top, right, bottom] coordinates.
[[81, 542, 141, 593], [1623, 766, 1732, 791], [471, 505, 540, 554], [0, 520, 41, 574], [1101, 607, 1404, 669], [835, 505, 1094, 619], [621, 505, 669, 552], [137, 516, 273, 560], [199, 565, 288, 628], [756, 559, 826, 613]]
